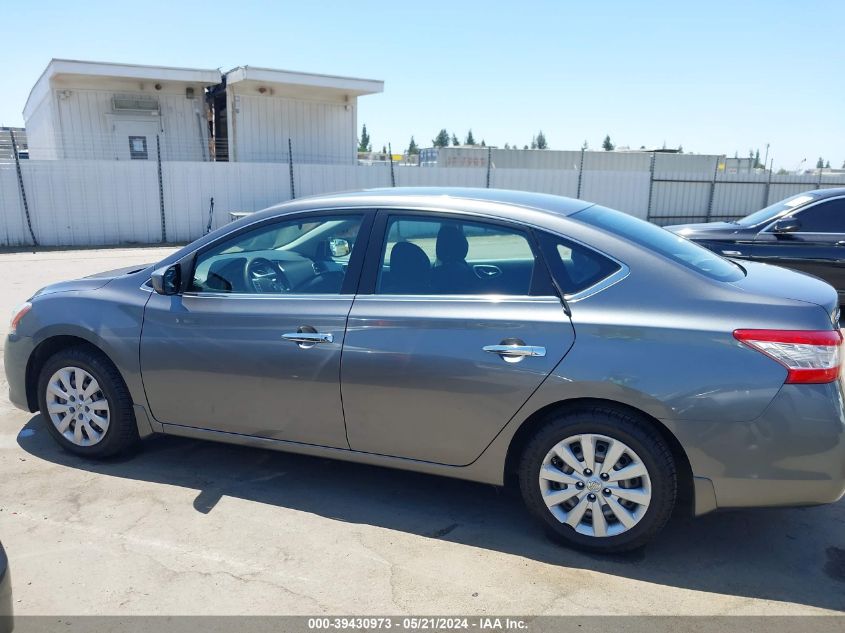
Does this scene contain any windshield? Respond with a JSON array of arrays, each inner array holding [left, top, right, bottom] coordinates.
[[575, 205, 745, 282], [735, 193, 819, 227]]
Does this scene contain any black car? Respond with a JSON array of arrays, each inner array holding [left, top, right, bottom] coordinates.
[[0, 542, 11, 633], [666, 188, 845, 304]]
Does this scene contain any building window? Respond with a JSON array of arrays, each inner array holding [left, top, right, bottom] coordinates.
[[128, 136, 148, 160]]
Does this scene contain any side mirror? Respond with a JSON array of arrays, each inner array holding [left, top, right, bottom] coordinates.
[[772, 218, 801, 234], [150, 264, 181, 295], [328, 237, 351, 258]]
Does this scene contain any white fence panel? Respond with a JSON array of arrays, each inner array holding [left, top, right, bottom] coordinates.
[[398, 167, 488, 188], [0, 164, 27, 246], [492, 168, 579, 197], [15, 160, 160, 246], [296, 164, 390, 199], [163, 162, 294, 242], [4, 159, 845, 247], [766, 175, 841, 207], [651, 181, 711, 223], [580, 171, 651, 218], [712, 182, 767, 217]]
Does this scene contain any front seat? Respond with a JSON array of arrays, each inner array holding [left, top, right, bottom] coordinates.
[[382, 241, 431, 293], [205, 257, 249, 293], [431, 225, 477, 293]]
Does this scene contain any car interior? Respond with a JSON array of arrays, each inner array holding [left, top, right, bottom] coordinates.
[[185, 211, 625, 298], [190, 217, 361, 295], [377, 218, 540, 295]]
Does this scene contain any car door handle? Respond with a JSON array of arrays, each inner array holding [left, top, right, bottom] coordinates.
[[483, 344, 546, 359], [836, 241, 845, 247], [473, 264, 502, 279], [282, 332, 334, 345]]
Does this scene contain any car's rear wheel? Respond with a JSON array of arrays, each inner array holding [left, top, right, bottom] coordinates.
[[37, 346, 139, 458], [519, 406, 677, 553]]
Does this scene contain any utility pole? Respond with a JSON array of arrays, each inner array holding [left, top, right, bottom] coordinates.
[[763, 143, 770, 172]]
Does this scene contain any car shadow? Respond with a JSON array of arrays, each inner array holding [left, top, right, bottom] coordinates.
[[17, 414, 845, 612]]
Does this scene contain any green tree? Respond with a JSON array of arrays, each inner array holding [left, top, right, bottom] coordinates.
[[450, 133, 459, 146], [407, 136, 419, 155], [816, 157, 825, 169], [602, 135, 614, 151], [523, 145, 529, 150], [825, 160, 831, 169], [465, 129, 476, 145], [754, 149, 760, 168], [381, 145, 387, 155], [433, 129, 450, 148], [530, 136, 537, 150], [536, 130, 548, 149], [504, 143, 510, 150], [480, 139, 486, 147], [357, 124, 371, 153]]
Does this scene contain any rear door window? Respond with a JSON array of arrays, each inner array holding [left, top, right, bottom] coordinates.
[[376, 215, 552, 296]]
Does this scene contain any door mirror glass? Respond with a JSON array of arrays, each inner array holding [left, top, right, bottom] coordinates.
[[151, 264, 181, 295], [772, 218, 801, 233], [328, 237, 351, 258]]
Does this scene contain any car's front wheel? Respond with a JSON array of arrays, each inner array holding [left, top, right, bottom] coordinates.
[[37, 346, 139, 458], [519, 405, 677, 553]]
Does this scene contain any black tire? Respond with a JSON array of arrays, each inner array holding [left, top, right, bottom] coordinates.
[[518, 405, 676, 553], [37, 345, 139, 458]]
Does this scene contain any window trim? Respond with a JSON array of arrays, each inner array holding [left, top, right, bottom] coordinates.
[[532, 227, 629, 303], [179, 208, 375, 298], [761, 195, 845, 236], [358, 208, 557, 298]]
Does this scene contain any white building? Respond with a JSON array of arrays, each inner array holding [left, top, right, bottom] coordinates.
[[222, 66, 382, 163], [23, 59, 383, 163]]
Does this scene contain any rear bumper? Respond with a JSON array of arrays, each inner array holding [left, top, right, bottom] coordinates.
[[670, 381, 845, 513]]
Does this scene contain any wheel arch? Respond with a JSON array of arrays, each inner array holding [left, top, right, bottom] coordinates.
[[25, 334, 115, 412], [503, 397, 695, 517]]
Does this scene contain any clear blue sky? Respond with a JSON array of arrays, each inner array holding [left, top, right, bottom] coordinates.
[[2, 0, 843, 170]]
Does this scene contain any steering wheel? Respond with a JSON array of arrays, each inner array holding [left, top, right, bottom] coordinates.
[[245, 257, 289, 293]]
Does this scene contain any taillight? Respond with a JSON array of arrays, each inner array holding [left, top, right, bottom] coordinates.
[[9, 302, 31, 335], [733, 329, 843, 384]]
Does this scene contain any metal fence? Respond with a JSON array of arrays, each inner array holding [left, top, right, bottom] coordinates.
[[2, 142, 844, 247]]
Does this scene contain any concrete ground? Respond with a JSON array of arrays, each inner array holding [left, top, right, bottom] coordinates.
[[0, 246, 843, 616]]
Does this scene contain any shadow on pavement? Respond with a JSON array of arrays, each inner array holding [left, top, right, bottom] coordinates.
[[18, 414, 845, 612]]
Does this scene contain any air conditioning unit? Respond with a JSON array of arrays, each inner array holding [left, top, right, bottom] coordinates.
[[112, 94, 160, 114]]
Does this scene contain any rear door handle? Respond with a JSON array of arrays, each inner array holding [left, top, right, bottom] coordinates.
[[483, 344, 546, 363], [282, 332, 334, 347]]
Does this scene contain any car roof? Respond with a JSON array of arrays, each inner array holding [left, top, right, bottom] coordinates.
[[257, 187, 594, 220], [807, 187, 845, 199]]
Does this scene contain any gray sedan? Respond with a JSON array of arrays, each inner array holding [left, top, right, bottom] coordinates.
[[5, 188, 845, 553]]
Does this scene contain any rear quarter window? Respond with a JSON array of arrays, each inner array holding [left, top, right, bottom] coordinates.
[[536, 231, 622, 295], [574, 205, 745, 282]]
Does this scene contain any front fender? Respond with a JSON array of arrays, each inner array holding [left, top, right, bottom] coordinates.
[[14, 279, 151, 412]]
